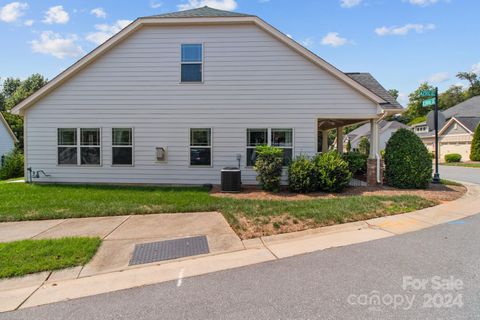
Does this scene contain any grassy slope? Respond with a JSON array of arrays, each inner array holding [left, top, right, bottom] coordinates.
[[0, 237, 101, 278]]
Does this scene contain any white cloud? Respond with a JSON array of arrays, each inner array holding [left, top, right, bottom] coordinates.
[[340, 0, 362, 8], [427, 72, 450, 84], [375, 23, 435, 36], [472, 62, 480, 75], [86, 20, 132, 45], [407, 0, 439, 6], [43, 5, 69, 24], [90, 8, 106, 19], [301, 37, 314, 48], [150, 0, 163, 8], [0, 2, 28, 23], [31, 31, 83, 59], [178, 0, 238, 11], [24, 19, 33, 26], [321, 32, 348, 47]]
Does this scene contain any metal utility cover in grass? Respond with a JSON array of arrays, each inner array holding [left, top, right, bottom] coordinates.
[[129, 236, 209, 265]]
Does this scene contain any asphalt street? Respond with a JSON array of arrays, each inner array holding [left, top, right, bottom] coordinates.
[[2, 166, 479, 320]]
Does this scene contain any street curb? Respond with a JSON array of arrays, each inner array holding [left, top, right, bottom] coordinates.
[[2, 183, 479, 313]]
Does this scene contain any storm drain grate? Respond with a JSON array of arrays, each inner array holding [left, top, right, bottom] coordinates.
[[129, 235, 209, 265]]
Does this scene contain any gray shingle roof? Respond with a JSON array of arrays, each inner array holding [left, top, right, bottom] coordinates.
[[442, 96, 480, 119], [345, 73, 404, 110], [347, 120, 409, 141], [455, 117, 480, 132], [145, 6, 253, 18]]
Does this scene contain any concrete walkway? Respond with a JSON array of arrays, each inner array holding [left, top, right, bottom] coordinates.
[[1, 183, 479, 313]]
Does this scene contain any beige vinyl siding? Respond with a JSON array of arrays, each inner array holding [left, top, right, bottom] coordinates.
[[25, 24, 379, 184]]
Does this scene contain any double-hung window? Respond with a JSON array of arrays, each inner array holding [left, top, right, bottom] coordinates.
[[246, 129, 268, 167], [58, 128, 77, 165], [271, 129, 293, 166], [58, 128, 101, 165], [246, 128, 293, 167], [112, 128, 133, 165], [190, 128, 211, 166], [181, 44, 203, 82]]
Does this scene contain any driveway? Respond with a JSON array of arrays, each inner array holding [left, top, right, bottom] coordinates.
[[439, 165, 480, 184], [3, 210, 480, 319]]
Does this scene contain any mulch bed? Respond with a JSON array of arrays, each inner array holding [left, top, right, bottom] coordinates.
[[210, 183, 466, 203]]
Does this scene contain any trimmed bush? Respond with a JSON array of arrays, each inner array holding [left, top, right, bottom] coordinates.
[[471, 124, 480, 161], [342, 152, 368, 176], [312, 151, 352, 193], [0, 150, 24, 180], [254, 145, 283, 192], [288, 155, 316, 193], [445, 153, 462, 163], [384, 129, 432, 189]]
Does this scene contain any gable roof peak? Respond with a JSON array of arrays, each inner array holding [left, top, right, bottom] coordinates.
[[145, 6, 253, 19]]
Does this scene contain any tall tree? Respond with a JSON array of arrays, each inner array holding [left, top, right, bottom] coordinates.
[[457, 72, 480, 98], [388, 89, 399, 100], [0, 74, 48, 149], [439, 85, 467, 110]]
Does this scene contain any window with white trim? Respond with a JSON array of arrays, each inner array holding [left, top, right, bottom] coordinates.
[[190, 128, 211, 166], [58, 128, 101, 165], [246, 129, 267, 167], [181, 44, 203, 82], [246, 128, 293, 167], [112, 128, 133, 165]]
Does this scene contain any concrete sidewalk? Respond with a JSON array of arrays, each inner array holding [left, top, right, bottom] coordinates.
[[1, 182, 479, 313]]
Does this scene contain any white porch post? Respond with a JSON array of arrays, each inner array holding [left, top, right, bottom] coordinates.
[[322, 130, 329, 153], [336, 127, 344, 154], [369, 120, 379, 159]]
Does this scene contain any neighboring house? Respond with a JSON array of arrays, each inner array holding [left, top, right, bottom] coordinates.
[[412, 96, 480, 162], [345, 120, 410, 152], [11, 6, 402, 185], [0, 113, 18, 165]]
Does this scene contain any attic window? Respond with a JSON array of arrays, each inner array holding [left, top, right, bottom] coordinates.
[[181, 44, 203, 82]]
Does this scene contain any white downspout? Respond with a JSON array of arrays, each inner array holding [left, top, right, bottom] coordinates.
[[375, 110, 388, 183]]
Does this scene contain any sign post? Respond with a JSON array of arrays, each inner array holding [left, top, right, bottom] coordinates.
[[420, 88, 441, 184]]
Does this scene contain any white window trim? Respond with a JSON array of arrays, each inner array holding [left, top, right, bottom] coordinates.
[[245, 128, 294, 167], [180, 43, 204, 84], [57, 127, 102, 167], [189, 127, 213, 167], [111, 127, 134, 167]]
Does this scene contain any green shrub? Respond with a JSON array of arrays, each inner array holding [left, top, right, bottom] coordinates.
[[471, 124, 480, 161], [312, 151, 352, 193], [384, 129, 432, 189], [254, 145, 283, 192], [428, 151, 435, 159], [445, 153, 462, 163], [0, 150, 24, 180], [288, 155, 316, 193], [358, 137, 370, 155], [342, 152, 368, 176]]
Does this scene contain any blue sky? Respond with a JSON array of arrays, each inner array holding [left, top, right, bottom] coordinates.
[[0, 0, 478, 105]]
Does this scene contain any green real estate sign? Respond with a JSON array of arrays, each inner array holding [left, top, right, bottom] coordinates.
[[422, 98, 436, 107]]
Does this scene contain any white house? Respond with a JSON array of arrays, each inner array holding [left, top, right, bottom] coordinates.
[[0, 113, 17, 164], [345, 120, 410, 152], [11, 6, 402, 185]]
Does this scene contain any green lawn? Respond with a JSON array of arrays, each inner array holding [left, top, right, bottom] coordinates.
[[0, 183, 436, 238], [441, 162, 480, 168], [0, 237, 101, 279]]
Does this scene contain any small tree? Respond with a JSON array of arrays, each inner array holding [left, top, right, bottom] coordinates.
[[384, 129, 432, 189], [358, 137, 370, 155], [254, 145, 283, 192], [471, 124, 480, 161]]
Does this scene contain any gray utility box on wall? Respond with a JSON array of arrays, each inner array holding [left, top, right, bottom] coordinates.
[[221, 167, 241, 193]]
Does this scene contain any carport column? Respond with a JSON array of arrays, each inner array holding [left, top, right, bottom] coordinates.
[[322, 130, 329, 153], [336, 127, 344, 154], [367, 120, 382, 186]]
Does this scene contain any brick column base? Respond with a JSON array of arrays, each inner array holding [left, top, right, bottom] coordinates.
[[367, 158, 384, 186]]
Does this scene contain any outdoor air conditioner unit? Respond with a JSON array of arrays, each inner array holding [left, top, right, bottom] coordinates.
[[221, 167, 241, 193]]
